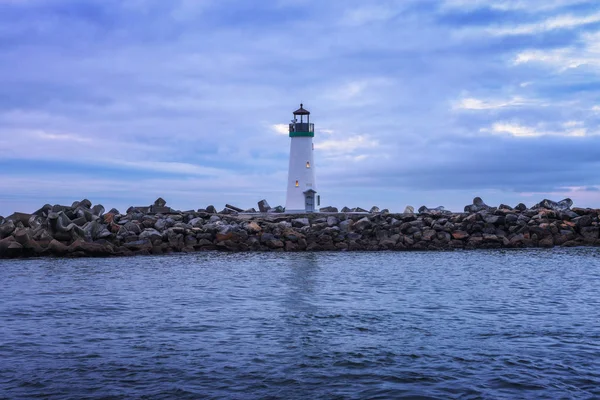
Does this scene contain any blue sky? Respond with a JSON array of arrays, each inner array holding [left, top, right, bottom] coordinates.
[[1, 0, 600, 215]]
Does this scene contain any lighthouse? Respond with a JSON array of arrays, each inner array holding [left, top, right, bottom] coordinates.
[[285, 104, 318, 213]]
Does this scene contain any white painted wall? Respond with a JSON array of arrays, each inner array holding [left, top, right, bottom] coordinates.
[[285, 136, 316, 212]]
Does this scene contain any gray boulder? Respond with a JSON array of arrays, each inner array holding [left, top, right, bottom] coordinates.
[[515, 203, 527, 212], [464, 197, 490, 213], [320, 206, 338, 213], [327, 216, 339, 227], [369, 206, 380, 213], [188, 217, 203, 228], [140, 228, 162, 241], [341, 207, 352, 213], [532, 198, 573, 212], [0, 220, 16, 238], [154, 197, 167, 208], [206, 205, 217, 214], [258, 200, 271, 213], [354, 217, 372, 231], [404, 206, 415, 214], [292, 218, 310, 228], [47, 211, 85, 240], [91, 204, 105, 217], [33, 204, 52, 217]]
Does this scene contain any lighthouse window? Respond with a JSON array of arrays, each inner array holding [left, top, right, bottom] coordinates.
[[306, 161, 310, 168], [295, 180, 299, 187]]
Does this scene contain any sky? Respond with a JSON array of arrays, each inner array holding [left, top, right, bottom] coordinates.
[[1, 0, 600, 215]]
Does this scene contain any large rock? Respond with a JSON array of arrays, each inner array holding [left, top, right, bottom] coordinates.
[[292, 218, 310, 228], [91, 204, 105, 217], [532, 198, 573, 212], [515, 203, 527, 212], [154, 197, 167, 208], [47, 211, 85, 241], [0, 220, 16, 238], [258, 200, 271, 213], [140, 228, 163, 241], [48, 239, 69, 255], [245, 222, 262, 233], [206, 205, 217, 214], [341, 207, 352, 213], [419, 205, 448, 214], [404, 206, 415, 214], [6, 212, 33, 227], [320, 206, 338, 213], [327, 216, 339, 227], [225, 204, 244, 213], [369, 206, 380, 213], [354, 217, 372, 231], [464, 197, 490, 213]]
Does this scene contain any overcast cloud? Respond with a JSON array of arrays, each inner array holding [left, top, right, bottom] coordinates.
[[1, 0, 599, 214]]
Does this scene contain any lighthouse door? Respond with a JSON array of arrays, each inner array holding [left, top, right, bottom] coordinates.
[[304, 193, 314, 212]]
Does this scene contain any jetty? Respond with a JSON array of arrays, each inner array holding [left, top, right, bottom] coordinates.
[[1, 197, 599, 258]]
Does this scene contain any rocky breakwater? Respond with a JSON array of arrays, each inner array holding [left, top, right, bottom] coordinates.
[[1, 197, 599, 259]]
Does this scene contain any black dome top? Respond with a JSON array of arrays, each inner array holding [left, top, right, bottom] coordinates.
[[293, 103, 310, 115]]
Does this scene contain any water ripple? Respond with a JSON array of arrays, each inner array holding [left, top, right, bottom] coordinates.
[[1, 248, 600, 399]]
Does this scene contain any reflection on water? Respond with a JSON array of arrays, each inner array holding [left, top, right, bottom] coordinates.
[[0, 248, 599, 399]]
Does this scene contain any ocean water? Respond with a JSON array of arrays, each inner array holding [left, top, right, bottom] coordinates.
[[1, 249, 599, 399]]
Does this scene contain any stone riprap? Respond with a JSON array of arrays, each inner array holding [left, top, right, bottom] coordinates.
[[0, 197, 599, 258]]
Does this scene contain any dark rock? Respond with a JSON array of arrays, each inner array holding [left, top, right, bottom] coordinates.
[[580, 226, 599, 240], [108, 208, 120, 215], [369, 206, 380, 213], [0, 220, 16, 238], [226, 204, 244, 213], [533, 198, 573, 212], [91, 204, 105, 217], [573, 215, 592, 229], [6, 212, 33, 227], [292, 218, 310, 228], [341, 207, 352, 213], [154, 197, 167, 208], [354, 207, 369, 213], [79, 199, 92, 209], [272, 206, 285, 213], [244, 208, 257, 213], [33, 204, 52, 217], [257, 200, 271, 213], [514, 203, 527, 212], [320, 206, 338, 213], [48, 239, 69, 255], [206, 205, 217, 214], [354, 217, 371, 231], [419, 206, 450, 215], [499, 204, 513, 210], [465, 197, 490, 213]]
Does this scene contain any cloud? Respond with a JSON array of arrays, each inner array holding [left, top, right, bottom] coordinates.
[[440, 0, 590, 12], [486, 12, 600, 36], [340, 4, 401, 26], [481, 121, 589, 137], [315, 135, 379, 155], [272, 124, 289, 135], [2, 0, 600, 214], [514, 31, 600, 70], [35, 131, 92, 143], [453, 96, 537, 110]]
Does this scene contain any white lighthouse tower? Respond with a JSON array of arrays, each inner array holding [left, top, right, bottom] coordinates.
[[285, 104, 318, 213]]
